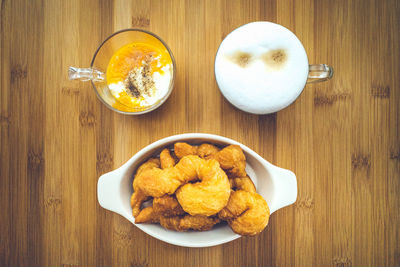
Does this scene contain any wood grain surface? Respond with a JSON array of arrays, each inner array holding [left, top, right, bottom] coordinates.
[[1, 0, 399, 266]]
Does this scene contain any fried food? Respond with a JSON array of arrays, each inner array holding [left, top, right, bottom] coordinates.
[[131, 158, 160, 216], [174, 142, 246, 178], [160, 148, 175, 169], [218, 190, 270, 236], [150, 150, 182, 216], [131, 142, 270, 235], [230, 176, 256, 193], [130, 190, 149, 217], [174, 142, 198, 159], [213, 145, 246, 177], [135, 206, 220, 231], [175, 142, 220, 159], [153, 195, 185, 217], [159, 216, 181, 231], [160, 215, 220, 231], [133, 155, 201, 199], [136, 158, 160, 174], [197, 143, 220, 159], [176, 159, 231, 216], [179, 215, 220, 231], [135, 206, 160, 223], [133, 155, 230, 216]]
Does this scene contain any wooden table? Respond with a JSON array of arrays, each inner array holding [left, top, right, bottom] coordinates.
[[1, 0, 399, 266]]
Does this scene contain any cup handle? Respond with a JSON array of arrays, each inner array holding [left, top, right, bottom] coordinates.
[[68, 67, 105, 82], [97, 170, 125, 215], [269, 166, 298, 213], [307, 64, 334, 83]]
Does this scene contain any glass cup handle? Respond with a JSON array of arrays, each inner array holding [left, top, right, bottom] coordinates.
[[68, 67, 105, 82], [307, 64, 334, 83]]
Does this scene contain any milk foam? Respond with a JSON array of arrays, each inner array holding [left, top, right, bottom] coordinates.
[[215, 22, 309, 114]]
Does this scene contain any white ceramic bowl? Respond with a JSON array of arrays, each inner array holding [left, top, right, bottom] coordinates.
[[97, 133, 297, 247]]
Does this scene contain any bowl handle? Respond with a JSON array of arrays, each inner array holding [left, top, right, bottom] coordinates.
[[97, 169, 125, 215], [269, 166, 298, 213]]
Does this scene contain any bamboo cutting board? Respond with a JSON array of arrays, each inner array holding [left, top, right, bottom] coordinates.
[[1, 0, 399, 266]]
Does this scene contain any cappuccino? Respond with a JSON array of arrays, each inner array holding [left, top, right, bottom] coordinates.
[[215, 22, 309, 114]]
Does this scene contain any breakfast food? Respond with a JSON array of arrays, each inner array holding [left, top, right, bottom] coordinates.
[[175, 159, 231, 216], [160, 148, 176, 169], [197, 143, 220, 159], [130, 158, 160, 216], [153, 195, 185, 217], [132, 155, 200, 200], [230, 176, 256, 192], [130, 142, 270, 236], [174, 143, 246, 177], [213, 145, 247, 177], [106, 41, 173, 111], [135, 206, 220, 231], [218, 190, 270, 235], [214, 21, 309, 114], [132, 155, 231, 216]]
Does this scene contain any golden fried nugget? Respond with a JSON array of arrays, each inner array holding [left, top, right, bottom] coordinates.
[[174, 142, 198, 159], [153, 195, 185, 217], [173, 142, 246, 178], [159, 216, 182, 231], [230, 176, 256, 193], [136, 158, 160, 175], [213, 145, 246, 178], [160, 148, 176, 169], [133, 156, 230, 215], [136, 206, 220, 231], [131, 158, 160, 216], [176, 159, 231, 216], [197, 143, 220, 159], [135, 206, 160, 223], [133, 155, 200, 199], [179, 215, 221, 231], [161, 215, 220, 231], [131, 190, 149, 217], [218, 190, 270, 236]]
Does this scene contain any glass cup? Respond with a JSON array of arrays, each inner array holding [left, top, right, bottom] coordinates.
[[69, 29, 176, 115]]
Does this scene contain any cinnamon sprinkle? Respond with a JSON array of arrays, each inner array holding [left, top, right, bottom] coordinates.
[[124, 54, 156, 98]]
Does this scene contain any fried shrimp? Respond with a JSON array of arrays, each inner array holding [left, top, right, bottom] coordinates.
[[133, 155, 230, 216], [153, 195, 185, 217], [136, 158, 161, 175], [176, 159, 231, 216], [131, 143, 270, 235], [174, 142, 246, 178], [197, 143, 220, 159], [174, 142, 198, 159], [133, 155, 201, 199], [213, 145, 246, 177], [135, 206, 159, 223], [175, 142, 220, 159], [160, 148, 175, 169], [218, 190, 270, 236], [131, 158, 160, 216], [178, 215, 220, 231], [160, 215, 220, 231], [135, 206, 220, 231], [151, 151, 184, 216], [230, 176, 256, 193]]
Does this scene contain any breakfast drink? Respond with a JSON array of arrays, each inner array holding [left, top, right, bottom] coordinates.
[[214, 22, 309, 114], [106, 42, 173, 111]]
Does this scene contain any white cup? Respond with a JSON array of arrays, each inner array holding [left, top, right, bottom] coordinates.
[[215, 21, 333, 114]]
